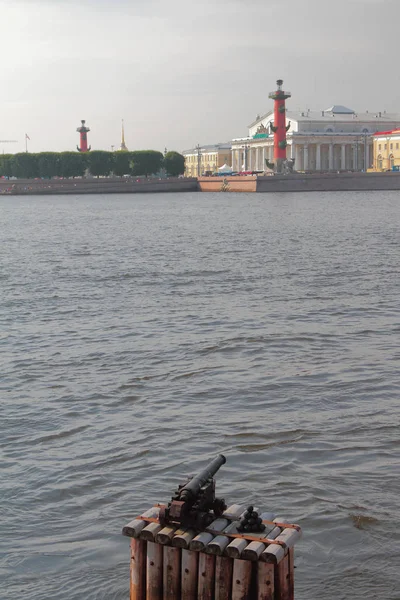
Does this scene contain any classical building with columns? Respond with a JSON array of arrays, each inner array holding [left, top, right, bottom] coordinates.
[[183, 143, 231, 177], [231, 106, 400, 173]]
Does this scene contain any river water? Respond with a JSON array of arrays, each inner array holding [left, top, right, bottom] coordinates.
[[1, 191, 399, 600]]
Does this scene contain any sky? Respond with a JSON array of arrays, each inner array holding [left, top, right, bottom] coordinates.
[[1, 0, 399, 153]]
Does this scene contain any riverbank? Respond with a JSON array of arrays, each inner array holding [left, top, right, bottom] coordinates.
[[2, 171, 400, 195], [198, 171, 400, 193], [0, 176, 198, 195]]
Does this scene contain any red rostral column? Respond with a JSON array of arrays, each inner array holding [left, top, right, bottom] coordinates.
[[76, 120, 91, 152], [268, 79, 291, 172]]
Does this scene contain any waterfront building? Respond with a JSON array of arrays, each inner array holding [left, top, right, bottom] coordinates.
[[183, 143, 231, 177], [231, 106, 400, 173], [373, 128, 400, 171]]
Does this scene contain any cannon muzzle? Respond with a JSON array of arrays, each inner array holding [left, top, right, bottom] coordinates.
[[180, 454, 226, 501]]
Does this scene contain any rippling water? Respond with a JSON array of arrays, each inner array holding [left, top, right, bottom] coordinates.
[[1, 191, 399, 600]]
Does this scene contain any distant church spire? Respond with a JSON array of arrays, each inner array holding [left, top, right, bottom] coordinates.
[[120, 119, 128, 151]]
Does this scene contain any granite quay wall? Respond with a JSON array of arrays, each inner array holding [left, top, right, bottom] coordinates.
[[256, 171, 400, 193], [0, 177, 198, 196], [198, 175, 257, 192]]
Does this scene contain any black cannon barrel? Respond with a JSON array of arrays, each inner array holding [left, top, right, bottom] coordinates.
[[180, 454, 226, 501]]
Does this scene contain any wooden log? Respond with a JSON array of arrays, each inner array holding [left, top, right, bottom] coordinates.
[[189, 518, 228, 552], [215, 556, 233, 600], [288, 548, 295, 600], [222, 504, 245, 520], [130, 538, 146, 600], [241, 540, 267, 562], [146, 541, 163, 600], [157, 526, 185, 546], [123, 506, 160, 538], [206, 506, 249, 556], [260, 512, 276, 523], [259, 518, 287, 564], [275, 553, 290, 600], [140, 522, 162, 542], [181, 549, 198, 600], [231, 559, 252, 600], [257, 562, 275, 600], [163, 546, 181, 599], [237, 514, 278, 562], [197, 553, 216, 600], [225, 514, 283, 559], [157, 525, 177, 546], [172, 530, 196, 549], [224, 537, 248, 559], [261, 529, 301, 564], [205, 533, 232, 556]]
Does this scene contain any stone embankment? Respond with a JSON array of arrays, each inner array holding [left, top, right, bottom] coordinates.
[[2, 172, 400, 196], [256, 171, 400, 193], [0, 177, 198, 196], [198, 171, 400, 193], [197, 175, 257, 193]]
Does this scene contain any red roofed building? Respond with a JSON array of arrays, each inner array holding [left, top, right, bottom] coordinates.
[[373, 128, 400, 171]]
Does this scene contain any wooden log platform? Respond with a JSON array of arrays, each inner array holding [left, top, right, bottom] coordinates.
[[123, 504, 301, 599]]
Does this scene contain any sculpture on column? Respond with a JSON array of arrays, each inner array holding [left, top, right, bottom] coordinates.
[[76, 120, 91, 152], [265, 80, 295, 174]]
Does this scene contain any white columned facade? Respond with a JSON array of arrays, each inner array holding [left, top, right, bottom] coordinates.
[[269, 146, 274, 161], [256, 147, 259, 171], [262, 147, 266, 171], [341, 145, 346, 170], [329, 144, 334, 171], [303, 145, 309, 171], [295, 144, 301, 170], [352, 145, 357, 170], [316, 144, 321, 171]]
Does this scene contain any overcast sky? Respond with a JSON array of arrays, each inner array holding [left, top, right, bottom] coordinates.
[[1, 0, 399, 153]]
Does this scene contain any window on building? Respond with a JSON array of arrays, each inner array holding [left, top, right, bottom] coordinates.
[[390, 143, 393, 150], [384, 144, 387, 150], [390, 155, 395, 169], [377, 155, 383, 171], [397, 143, 399, 150]]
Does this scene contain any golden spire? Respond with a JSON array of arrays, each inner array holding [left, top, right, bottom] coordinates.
[[120, 119, 128, 151]]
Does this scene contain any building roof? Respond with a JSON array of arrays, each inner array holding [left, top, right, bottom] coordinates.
[[182, 142, 231, 154], [324, 105, 354, 114], [374, 128, 400, 137], [248, 109, 400, 128]]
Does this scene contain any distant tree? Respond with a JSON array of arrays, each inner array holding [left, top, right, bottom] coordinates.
[[163, 151, 185, 177], [113, 151, 133, 176], [131, 150, 164, 177], [37, 152, 60, 179], [59, 152, 87, 178], [88, 151, 114, 177], [0, 154, 14, 178], [12, 153, 39, 179]]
